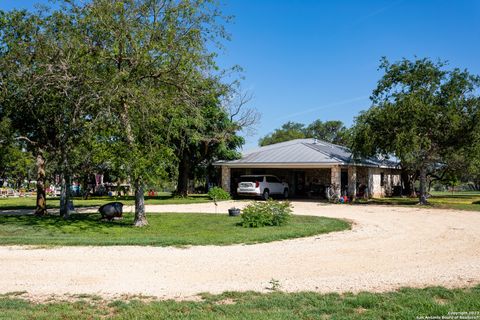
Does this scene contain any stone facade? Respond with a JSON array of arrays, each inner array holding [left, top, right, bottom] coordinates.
[[221, 166, 231, 193], [330, 166, 341, 197], [347, 166, 357, 199], [366, 167, 401, 198]]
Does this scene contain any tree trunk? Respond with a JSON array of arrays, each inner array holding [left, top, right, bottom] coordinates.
[[119, 100, 147, 226], [117, 180, 122, 197], [59, 151, 71, 218], [175, 149, 190, 197], [400, 170, 411, 196], [59, 173, 71, 219], [419, 167, 428, 205], [133, 177, 148, 227], [34, 151, 47, 216], [473, 180, 480, 191], [409, 179, 417, 197]]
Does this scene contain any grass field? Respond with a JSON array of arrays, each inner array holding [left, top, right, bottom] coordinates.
[[358, 190, 480, 212], [0, 212, 349, 246], [1, 286, 479, 319], [0, 193, 213, 210]]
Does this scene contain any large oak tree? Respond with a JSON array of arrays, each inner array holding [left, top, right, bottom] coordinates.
[[67, 0, 233, 226], [351, 57, 480, 204]]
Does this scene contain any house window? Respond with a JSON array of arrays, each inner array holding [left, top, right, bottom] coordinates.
[[380, 173, 385, 187]]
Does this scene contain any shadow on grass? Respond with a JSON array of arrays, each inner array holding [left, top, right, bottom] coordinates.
[[0, 213, 133, 232], [0, 194, 212, 210], [0, 206, 36, 210], [431, 195, 480, 199]]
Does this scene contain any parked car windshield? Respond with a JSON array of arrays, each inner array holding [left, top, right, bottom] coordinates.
[[239, 176, 262, 183]]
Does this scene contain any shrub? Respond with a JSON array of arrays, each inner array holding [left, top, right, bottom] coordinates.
[[208, 187, 231, 200], [241, 200, 292, 228]]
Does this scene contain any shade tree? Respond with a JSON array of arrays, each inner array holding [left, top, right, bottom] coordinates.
[[67, 0, 234, 226], [0, 8, 98, 217], [351, 57, 480, 204]]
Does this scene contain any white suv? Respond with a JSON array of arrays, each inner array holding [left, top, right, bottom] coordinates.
[[236, 175, 289, 200]]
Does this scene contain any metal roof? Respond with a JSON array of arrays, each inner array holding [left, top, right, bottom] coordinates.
[[216, 138, 399, 168]]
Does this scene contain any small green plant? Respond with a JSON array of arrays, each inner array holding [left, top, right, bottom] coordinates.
[[266, 278, 282, 291], [207, 187, 231, 200], [241, 200, 292, 228]]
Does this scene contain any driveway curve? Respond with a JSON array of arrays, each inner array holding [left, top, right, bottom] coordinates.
[[0, 200, 479, 300]]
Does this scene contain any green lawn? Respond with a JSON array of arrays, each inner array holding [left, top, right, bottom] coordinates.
[[0, 193, 213, 210], [1, 286, 479, 319], [0, 212, 349, 246], [357, 190, 480, 212]]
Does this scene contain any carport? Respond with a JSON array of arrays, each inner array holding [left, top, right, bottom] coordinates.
[[215, 138, 401, 198]]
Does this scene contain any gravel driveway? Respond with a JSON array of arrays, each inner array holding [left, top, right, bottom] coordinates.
[[1, 200, 479, 300]]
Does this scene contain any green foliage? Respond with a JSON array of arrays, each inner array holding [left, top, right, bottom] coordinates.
[[0, 146, 35, 185], [352, 57, 480, 166], [259, 122, 306, 146], [207, 187, 231, 200], [172, 88, 244, 196], [258, 120, 350, 146], [0, 212, 348, 246], [0, 0, 241, 222], [305, 119, 351, 145], [351, 57, 480, 202], [241, 200, 292, 228], [0, 120, 35, 185]]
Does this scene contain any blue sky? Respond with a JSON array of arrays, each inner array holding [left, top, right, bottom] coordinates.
[[2, 0, 479, 151]]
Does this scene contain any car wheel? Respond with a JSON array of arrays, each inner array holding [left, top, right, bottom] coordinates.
[[283, 188, 289, 199], [262, 189, 269, 200]]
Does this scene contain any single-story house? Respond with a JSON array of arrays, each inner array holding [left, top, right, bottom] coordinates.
[[214, 138, 402, 198]]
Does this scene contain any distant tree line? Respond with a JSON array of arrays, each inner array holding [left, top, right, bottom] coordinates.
[[258, 120, 350, 146]]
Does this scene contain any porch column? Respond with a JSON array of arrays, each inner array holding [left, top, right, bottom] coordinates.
[[330, 166, 341, 197], [348, 166, 357, 200], [367, 168, 374, 198], [221, 166, 231, 193]]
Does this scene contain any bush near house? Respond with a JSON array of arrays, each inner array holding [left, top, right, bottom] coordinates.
[[241, 200, 292, 227], [207, 187, 231, 200]]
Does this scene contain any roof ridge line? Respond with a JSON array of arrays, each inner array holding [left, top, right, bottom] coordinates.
[[244, 142, 306, 157], [316, 139, 351, 151], [302, 142, 345, 162]]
